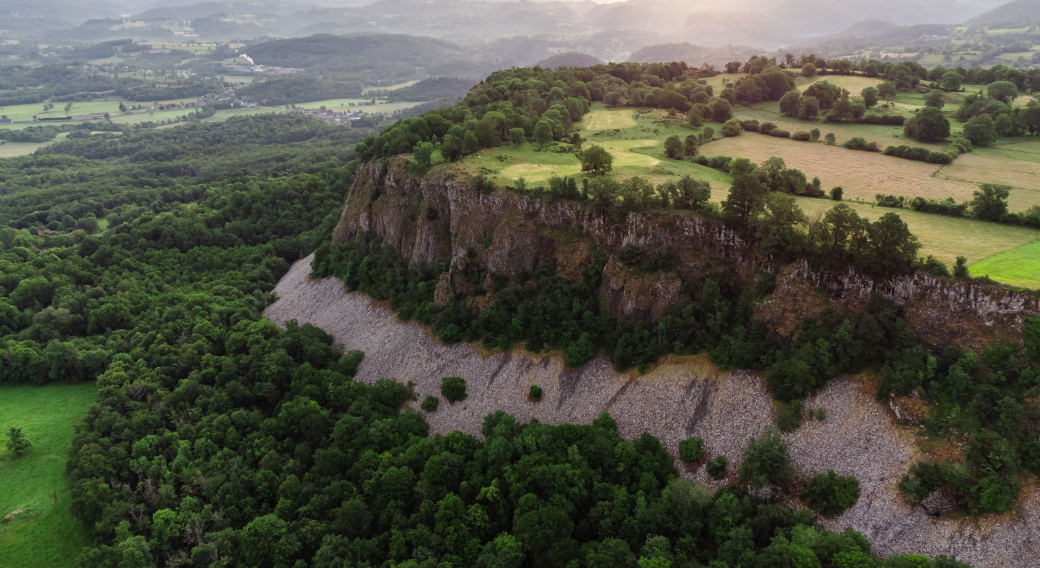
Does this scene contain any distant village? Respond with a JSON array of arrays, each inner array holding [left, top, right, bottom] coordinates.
[[222, 54, 301, 75], [289, 106, 366, 125]]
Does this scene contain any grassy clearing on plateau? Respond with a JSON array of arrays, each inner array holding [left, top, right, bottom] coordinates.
[[794, 197, 1040, 267], [968, 240, 1040, 289], [0, 141, 56, 158], [452, 101, 1040, 280], [0, 382, 97, 568], [796, 75, 884, 94], [582, 107, 637, 130], [706, 135, 988, 206]]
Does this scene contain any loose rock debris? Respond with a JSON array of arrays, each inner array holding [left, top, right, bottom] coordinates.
[[265, 255, 1040, 568]]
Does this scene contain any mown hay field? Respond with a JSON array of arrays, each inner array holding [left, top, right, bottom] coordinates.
[[976, 140, 1040, 164], [0, 141, 56, 158], [734, 105, 927, 150], [969, 240, 1040, 289], [796, 75, 885, 94], [0, 383, 97, 568], [705, 135, 991, 206], [940, 151, 1040, 211], [581, 107, 637, 130]]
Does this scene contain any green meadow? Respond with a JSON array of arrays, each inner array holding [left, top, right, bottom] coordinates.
[[969, 240, 1040, 289], [0, 383, 98, 568]]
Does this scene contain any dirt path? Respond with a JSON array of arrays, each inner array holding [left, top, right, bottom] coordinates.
[[264, 255, 1040, 567]]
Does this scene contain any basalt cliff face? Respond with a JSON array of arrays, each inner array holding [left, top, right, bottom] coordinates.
[[332, 162, 1040, 345]]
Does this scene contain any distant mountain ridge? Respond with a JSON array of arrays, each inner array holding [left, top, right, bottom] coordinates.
[[535, 52, 604, 69], [967, 0, 1040, 25]]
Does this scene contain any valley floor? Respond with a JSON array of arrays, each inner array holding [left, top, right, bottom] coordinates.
[[264, 254, 1040, 568]]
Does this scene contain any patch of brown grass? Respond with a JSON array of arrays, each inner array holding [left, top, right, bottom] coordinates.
[[708, 136, 980, 205], [940, 152, 1040, 212], [921, 439, 963, 464]]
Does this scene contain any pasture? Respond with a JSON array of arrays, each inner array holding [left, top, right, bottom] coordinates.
[[968, 240, 1040, 289], [582, 107, 637, 130], [363, 80, 420, 94], [796, 75, 884, 94], [706, 135, 1040, 210], [794, 197, 1040, 266], [0, 383, 97, 568], [450, 100, 1040, 283]]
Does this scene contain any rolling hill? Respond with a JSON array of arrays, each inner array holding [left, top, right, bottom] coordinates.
[[535, 52, 605, 69], [967, 0, 1040, 25]]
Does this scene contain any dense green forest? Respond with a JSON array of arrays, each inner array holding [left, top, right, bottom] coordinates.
[[1, 55, 1037, 567], [0, 64, 226, 106], [0, 109, 968, 568], [237, 76, 365, 107], [385, 78, 475, 102]]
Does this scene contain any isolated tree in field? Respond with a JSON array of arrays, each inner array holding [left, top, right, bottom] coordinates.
[[988, 81, 1019, 104], [710, 98, 732, 122], [779, 91, 802, 117], [799, 96, 820, 120], [860, 87, 879, 108], [810, 128, 820, 141], [725, 61, 741, 73], [721, 119, 742, 137], [722, 174, 767, 228], [962, 114, 998, 146], [509, 127, 525, 146], [903, 107, 950, 142], [581, 145, 613, 175], [6, 427, 31, 457], [924, 89, 946, 109], [971, 184, 1010, 221], [64, 102, 73, 116], [824, 132, 836, 145], [878, 83, 897, 102], [570, 133, 583, 149], [801, 63, 816, 77], [941, 71, 962, 92], [664, 135, 683, 158], [687, 108, 704, 128], [683, 135, 698, 158], [534, 120, 553, 149]]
